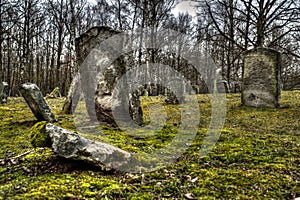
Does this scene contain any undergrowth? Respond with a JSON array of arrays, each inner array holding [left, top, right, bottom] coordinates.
[[0, 91, 299, 199]]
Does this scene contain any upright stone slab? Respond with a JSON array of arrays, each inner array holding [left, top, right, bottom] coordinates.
[[62, 73, 81, 114], [19, 83, 56, 122], [75, 26, 143, 126], [216, 80, 230, 93], [164, 77, 185, 104], [242, 48, 281, 108], [0, 82, 9, 104], [0, 82, 3, 104]]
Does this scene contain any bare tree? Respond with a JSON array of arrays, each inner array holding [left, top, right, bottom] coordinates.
[[194, 0, 300, 84]]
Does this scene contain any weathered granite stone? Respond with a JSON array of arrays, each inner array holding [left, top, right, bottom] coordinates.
[[62, 73, 81, 114], [216, 80, 230, 93], [164, 78, 185, 104], [129, 90, 144, 124], [0, 82, 9, 104], [19, 83, 56, 122], [75, 26, 143, 126], [242, 48, 281, 108], [46, 123, 131, 169], [0, 83, 3, 97]]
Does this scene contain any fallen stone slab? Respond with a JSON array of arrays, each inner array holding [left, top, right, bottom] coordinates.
[[46, 87, 62, 98], [30, 122, 132, 170], [19, 83, 56, 122]]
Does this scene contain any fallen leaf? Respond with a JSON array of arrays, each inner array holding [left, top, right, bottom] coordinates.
[[184, 193, 196, 199], [191, 177, 198, 183]]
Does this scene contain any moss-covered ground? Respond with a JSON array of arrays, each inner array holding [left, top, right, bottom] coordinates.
[[0, 91, 299, 199]]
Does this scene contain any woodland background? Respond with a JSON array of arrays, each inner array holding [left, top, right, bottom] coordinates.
[[0, 0, 300, 96]]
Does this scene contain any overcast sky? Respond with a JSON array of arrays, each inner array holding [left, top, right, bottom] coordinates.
[[87, 0, 197, 17], [171, 1, 197, 17]]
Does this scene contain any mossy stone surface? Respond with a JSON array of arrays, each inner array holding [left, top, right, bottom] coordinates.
[[30, 121, 52, 148], [242, 47, 281, 108]]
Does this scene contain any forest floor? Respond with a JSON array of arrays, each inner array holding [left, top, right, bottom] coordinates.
[[0, 91, 299, 199]]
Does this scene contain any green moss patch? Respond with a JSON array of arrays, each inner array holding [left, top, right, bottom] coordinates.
[[30, 121, 51, 148], [0, 92, 300, 199]]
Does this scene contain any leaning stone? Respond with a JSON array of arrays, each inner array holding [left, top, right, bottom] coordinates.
[[0, 82, 9, 104], [30, 122, 132, 169], [242, 48, 281, 108], [19, 83, 56, 122]]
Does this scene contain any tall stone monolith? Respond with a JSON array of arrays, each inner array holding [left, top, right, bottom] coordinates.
[[0, 82, 9, 104], [242, 48, 281, 108], [75, 26, 143, 127], [216, 80, 230, 93]]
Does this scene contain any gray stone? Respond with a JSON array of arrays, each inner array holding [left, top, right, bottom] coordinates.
[[75, 26, 143, 126], [164, 78, 185, 104], [0, 82, 9, 104], [242, 48, 281, 108], [46, 123, 131, 169], [216, 80, 230, 93], [19, 83, 56, 122], [62, 73, 81, 114]]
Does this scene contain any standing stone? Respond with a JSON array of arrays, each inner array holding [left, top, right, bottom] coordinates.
[[75, 26, 143, 126], [19, 83, 56, 122], [242, 48, 281, 108], [164, 78, 185, 104], [216, 80, 230, 93], [0, 82, 9, 104], [62, 73, 81, 114]]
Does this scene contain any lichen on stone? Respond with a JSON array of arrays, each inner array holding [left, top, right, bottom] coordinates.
[[30, 121, 52, 148]]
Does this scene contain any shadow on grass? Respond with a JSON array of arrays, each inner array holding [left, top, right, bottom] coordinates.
[[9, 120, 38, 127], [25, 155, 118, 176]]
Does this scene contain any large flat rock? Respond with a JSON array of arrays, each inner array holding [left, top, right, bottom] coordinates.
[[30, 122, 132, 170]]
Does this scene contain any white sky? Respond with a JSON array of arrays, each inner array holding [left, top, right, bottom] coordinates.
[[171, 1, 197, 17], [87, 0, 197, 17]]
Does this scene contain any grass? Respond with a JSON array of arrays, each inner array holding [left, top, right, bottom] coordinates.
[[0, 91, 299, 199]]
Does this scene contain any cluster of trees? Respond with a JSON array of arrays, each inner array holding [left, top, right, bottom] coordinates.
[[0, 0, 299, 96], [195, 0, 300, 90]]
